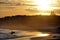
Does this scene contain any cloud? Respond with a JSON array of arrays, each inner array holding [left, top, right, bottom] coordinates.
[[0, 0, 39, 18]]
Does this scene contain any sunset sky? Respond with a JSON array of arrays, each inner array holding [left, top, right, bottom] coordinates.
[[0, 0, 60, 18]]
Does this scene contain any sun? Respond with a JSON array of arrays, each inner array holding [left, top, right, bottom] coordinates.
[[31, 0, 57, 16], [33, 0, 52, 10]]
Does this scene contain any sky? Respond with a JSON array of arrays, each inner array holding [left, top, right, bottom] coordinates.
[[0, 0, 39, 18], [0, 0, 60, 18]]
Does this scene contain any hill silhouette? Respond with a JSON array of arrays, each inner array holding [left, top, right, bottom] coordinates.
[[0, 15, 60, 32]]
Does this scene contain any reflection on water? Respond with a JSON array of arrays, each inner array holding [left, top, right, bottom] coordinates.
[[0, 29, 44, 40]]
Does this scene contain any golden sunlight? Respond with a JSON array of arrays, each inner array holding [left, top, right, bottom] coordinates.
[[32, 0, 57, 10], [33, 0, 52, 10], [31, 0, 57, 16]]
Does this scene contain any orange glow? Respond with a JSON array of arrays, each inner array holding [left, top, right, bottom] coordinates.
[[31, 0, 58, 16], [32, 0, 52, 10]]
